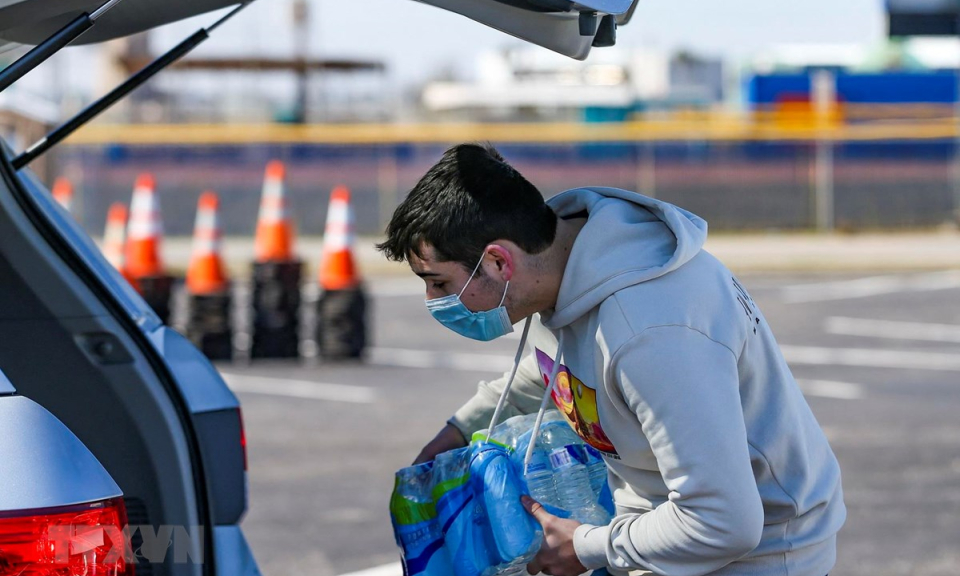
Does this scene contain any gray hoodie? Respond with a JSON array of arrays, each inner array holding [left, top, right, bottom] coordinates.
[[448, 187, 845, 576]]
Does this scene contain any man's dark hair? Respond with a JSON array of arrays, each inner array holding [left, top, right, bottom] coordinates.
[[377, 143, 557, 269]]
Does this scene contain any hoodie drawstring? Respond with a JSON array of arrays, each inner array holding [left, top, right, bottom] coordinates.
[[484, 316, 533, 441], [523, 331, 564, 475], [481, 318, 566, 478]]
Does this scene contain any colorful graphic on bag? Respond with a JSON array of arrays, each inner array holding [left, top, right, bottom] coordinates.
[[535, 348, 618, 456]]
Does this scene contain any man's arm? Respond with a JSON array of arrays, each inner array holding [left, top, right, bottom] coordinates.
[[573, 325, 764, 576], [448, 349, 547, 438], [412, 350, 547, 464]]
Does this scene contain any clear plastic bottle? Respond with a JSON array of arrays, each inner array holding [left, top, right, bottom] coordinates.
[[434, 448, 493, 576], [470, 445, 541, 568], [515, 428, 562, 508], [581, 444, 609, 497], [488, 414, 538, 454], [485, 414, 564, 509], [494, 564, 529, 576], [541, 422, 610, 526]]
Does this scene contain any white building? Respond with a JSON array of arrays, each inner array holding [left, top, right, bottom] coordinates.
[[421, 46, 724, 121]]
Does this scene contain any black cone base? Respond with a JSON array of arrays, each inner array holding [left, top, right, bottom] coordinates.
[[138, 274, 174, 324], [316, 287, 367, 360], [251, 261, 302, 360], [186, 293, 233, 361]]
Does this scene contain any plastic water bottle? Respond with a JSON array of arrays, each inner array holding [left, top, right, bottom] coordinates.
[[487, 414, 564, 509], [469, 445, 541, 566], [515, 428, 562, 508], [541, 423, 610, 526], [582, 444, 609, 497], [434, 448, 493, 576], [494, 565, 529, 576], [484, 414, 538, 454]]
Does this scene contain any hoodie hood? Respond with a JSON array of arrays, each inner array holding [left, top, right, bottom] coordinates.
[[541, 187, 708, 329]]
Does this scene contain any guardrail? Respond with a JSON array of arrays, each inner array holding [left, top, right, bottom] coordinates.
[[60, 117, 960, 144]]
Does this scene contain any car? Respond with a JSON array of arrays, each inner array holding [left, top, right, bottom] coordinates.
[[0, 153, 253, 576], [0, 1, 638, 574]]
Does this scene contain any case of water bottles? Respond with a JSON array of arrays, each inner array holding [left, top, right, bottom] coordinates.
[[389, 411, 615, 576]]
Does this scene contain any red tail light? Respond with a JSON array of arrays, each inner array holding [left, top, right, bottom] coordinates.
[[0, 497, 134, 575], [237, 407, 248, 472]]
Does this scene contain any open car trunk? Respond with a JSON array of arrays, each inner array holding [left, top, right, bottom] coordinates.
[[0, 0, 240, 46], [0, 0, 639, 59], [0, 140, 252, 576]]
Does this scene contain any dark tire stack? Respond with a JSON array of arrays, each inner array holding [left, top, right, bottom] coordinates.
[[251, 261, 302, 359], [316, 286, 367, 360], [138, 275, 174, 325], [186, 293, 233, 360]]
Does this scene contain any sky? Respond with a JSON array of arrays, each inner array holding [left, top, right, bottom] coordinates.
[[11, 0, 889, 109], [205, 0, 889, 84]]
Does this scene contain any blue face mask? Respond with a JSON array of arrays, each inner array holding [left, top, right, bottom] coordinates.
[[425, 253, 514, 341]]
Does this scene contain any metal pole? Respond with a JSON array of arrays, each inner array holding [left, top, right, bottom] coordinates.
[[13, 2, 251, 170], [292, 0, 309, 123], [814, 141, 835, 231], [953, 15, 960, 225], [953, 26, 960, 225], [812, 70, 836, 231], [0, 16, 92, 94], [0, 0, 126, 94], [378, 146, 399, 231], [635, 141, 656, 198]]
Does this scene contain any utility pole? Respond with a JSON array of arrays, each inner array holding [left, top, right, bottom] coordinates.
[[812, 69, 836, 232], [292, 0, 309, 123]]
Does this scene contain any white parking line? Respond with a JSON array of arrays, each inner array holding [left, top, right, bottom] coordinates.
[[220, 373, 376, 403], [781, 270, 960, 303], [825, 316, 960, 344], [369, 279, 424, 298], [371, 344, 960, 374], [368, 347, 514, 372], [781, 345, 960, 371], [797, 379, 865, 400], [338, 562, 403, 576]]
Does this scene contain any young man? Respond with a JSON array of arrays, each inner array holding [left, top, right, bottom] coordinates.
[[378, 143, 845, 576]]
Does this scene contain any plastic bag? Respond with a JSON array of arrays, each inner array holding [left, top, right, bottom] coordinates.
[[390, 444, 542, 576], [471, 444, 542, 567], [390, 461, 455, 576]]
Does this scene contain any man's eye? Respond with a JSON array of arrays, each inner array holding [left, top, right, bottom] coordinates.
[[432, 282, 446, 290]]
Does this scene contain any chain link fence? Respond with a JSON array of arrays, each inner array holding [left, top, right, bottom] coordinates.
[[57, 137, 960, 238]]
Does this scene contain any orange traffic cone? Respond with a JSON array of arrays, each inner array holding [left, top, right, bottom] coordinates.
[[186, 192, 229, 295], [102, 202, 129, 276], [52, 177, 74, 214], [318, 185, 360, 291], [254, 160, 295, 263], [125, 173, 165, 279]]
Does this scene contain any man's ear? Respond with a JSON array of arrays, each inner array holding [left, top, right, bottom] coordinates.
[[484, 243, 515, 282]]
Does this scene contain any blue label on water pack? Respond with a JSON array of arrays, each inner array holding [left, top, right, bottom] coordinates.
[[584, 445, 603, 462], [549, 446, 585, 469], [525, 452, 551, 474]]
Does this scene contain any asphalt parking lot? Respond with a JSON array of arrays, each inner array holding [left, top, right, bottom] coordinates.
[[221, 269, 960, 576]]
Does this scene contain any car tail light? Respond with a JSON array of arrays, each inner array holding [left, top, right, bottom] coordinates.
[[0, 497, 134, 575], [237, 407, 248, 472]]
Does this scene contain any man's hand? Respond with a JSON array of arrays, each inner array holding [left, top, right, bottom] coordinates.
[[522, 495, 589, 576], [412, 423, 468, 465]]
